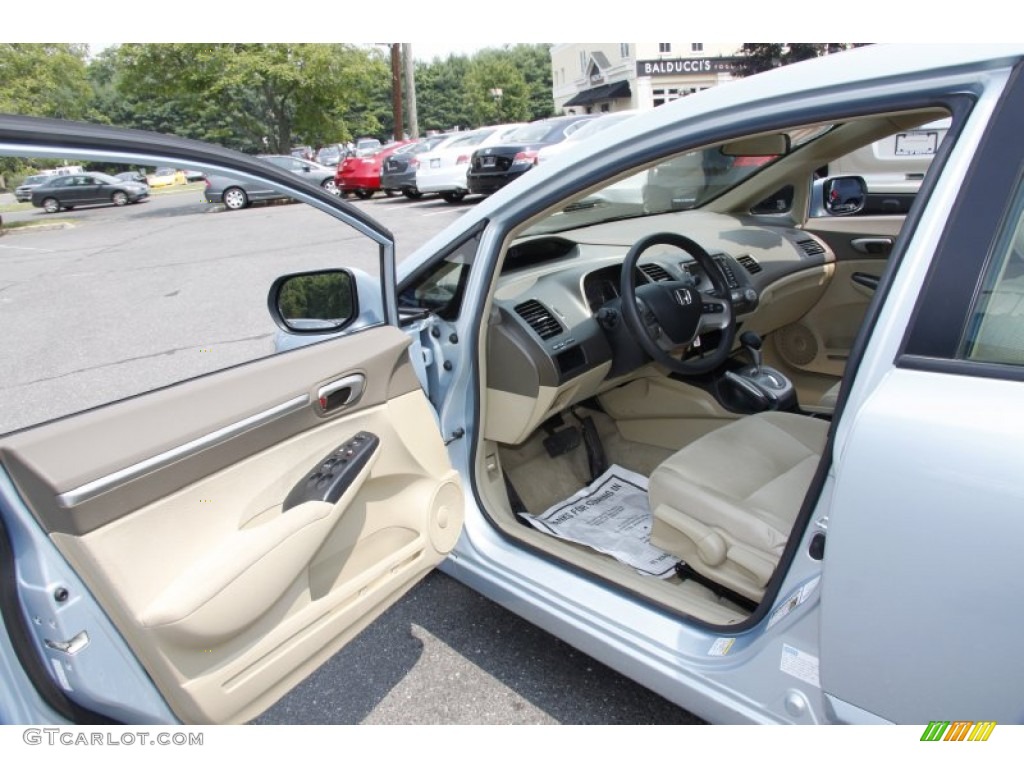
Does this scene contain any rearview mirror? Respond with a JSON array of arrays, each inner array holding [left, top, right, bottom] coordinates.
[[721, 134, 790, 157]]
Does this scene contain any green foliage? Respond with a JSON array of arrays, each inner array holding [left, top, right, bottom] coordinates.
[[466, 53, 531, 124], [413, 44, 553, 132], [737, 44, 866, 77], [0, 42, 557, 165], [277, 273, 354, 323], [0, 44, 93, 119], [110, 44, 384, 152]]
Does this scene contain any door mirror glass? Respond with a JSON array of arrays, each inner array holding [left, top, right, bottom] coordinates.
[[823, 176, 867, 216], [269, 270, 357, 333]]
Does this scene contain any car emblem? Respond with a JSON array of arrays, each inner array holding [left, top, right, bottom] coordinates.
[[673, 288, 693, 306]]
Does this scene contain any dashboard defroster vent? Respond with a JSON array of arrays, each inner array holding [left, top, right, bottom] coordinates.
[[795, 238, 826, 258], [514, 299, 563, 340], [639, 263, 672, 282], [736, 254, 762, 274]]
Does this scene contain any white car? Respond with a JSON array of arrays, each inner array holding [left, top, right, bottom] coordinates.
[[536, 109, 641, 164], [416, 123, 524, 203], [3, 45, 1024, 729]]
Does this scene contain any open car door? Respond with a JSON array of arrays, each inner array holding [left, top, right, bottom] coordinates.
[[0, 117, 463, 724]]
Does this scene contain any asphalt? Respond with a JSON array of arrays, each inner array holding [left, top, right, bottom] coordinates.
[[253, 570, 702, 725]]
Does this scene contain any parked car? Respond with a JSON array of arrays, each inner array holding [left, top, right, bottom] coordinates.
[[205, 155, 340, 210], [354, 137, 382, 157], [335, 140, 415, 199], [315, 144, 350, 168], [416, 124, 525, 203], [466, 115, 597, 197], [146, 167, 187, 188], [29, 171, 149, 213], [114, 171, 149, 187], [290, 145, 315, 161], [13, 174, 50, 202], [380, 134, 452, 199], [4, 45, 1024, 729], [536, 110, 640, 164]]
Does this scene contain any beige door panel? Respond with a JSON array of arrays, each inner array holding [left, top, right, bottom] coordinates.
[[1, 326, 421, 535], [767, 218, 901, 388], [2, 326, 462, 724]]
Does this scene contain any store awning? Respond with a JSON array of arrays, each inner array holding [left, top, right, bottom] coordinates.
[[564, 81, 632, 108]]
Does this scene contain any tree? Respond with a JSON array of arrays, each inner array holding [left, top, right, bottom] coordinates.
[[737, 44, 868, 77], [465, 53, 531, 125], [0, 44, 93, 120], [412, 45, 553, 134], [111, 44, 386, 153], [414, 55, 476, 132], [0, 44, 94, 182]]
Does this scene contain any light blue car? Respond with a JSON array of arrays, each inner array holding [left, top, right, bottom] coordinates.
[[2, 44, 1024, 728]]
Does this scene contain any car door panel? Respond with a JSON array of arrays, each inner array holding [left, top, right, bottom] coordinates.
[[0, 325, 463, 724], [767, 216, 903, 401]]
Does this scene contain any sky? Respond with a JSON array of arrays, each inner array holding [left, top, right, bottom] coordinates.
[[8, 2, 1014, 45]]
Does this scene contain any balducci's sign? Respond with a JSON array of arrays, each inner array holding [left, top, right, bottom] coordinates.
[[636, 58, 740, 76]]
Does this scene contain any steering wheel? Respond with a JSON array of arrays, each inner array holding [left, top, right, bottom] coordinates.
[[619, 232, 735, 375]]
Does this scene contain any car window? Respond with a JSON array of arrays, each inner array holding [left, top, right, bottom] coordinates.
[[0, 152, 385, 435], [506, 123, 558, 143], [448, 131, 492, 149], [960, 181, 1024, 365]]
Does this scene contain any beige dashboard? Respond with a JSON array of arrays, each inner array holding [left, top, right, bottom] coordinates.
[[482, 211, 835, 445]]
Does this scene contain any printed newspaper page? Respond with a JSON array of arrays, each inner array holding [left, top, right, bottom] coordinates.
[[521, 465, 680, 578]]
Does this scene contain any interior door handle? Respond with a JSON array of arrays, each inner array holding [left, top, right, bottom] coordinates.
[[317, 374, 365, 414], [851, 237, 893, 255], [851, 272, 880, 291]]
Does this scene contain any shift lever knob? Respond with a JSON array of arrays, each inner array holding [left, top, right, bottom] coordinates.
[[740, 331, 763, 375]]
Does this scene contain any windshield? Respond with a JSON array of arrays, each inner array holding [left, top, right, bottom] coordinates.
[[522, 125, 832, 236]]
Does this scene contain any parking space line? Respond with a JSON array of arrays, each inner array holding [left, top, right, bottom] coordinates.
[[0, 244, 56, 252]]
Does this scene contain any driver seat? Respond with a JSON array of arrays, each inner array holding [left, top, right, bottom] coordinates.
[[648, 411, 829, 603]]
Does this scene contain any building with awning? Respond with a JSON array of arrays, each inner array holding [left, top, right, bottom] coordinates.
[[551, 43, 742, 114]]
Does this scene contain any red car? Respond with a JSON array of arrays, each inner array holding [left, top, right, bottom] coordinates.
[[335, 140, 416, 199]]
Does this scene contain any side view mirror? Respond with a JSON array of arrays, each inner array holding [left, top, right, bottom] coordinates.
[[810, 175, 868, 217], [268, 270, 357, 334]]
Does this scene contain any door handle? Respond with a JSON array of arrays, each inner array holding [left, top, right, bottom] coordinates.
[[850, 237, 893, 256], [851, 272, 880, 291], [316, 374, 365, 414]]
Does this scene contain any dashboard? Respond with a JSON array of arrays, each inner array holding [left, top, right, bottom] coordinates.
[[483, 210, 836, 445]]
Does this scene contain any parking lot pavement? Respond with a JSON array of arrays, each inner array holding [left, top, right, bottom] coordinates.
[[254, 571, 702, 725]]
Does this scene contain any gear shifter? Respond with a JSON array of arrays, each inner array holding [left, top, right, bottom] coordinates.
[[740, 331, 763, 376], [720, 330, 797, 413]]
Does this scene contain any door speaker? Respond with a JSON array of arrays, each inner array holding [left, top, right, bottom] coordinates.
[[776, 323, 818, 367]]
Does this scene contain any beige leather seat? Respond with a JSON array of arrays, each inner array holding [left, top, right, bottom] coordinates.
[[648, 411, 829, 602]]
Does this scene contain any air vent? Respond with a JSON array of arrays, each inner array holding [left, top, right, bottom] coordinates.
[[736, 254, 762, 274], [514, 300, 563, 340], [639, 263, 671, 282], [795, 238, 826, 258]]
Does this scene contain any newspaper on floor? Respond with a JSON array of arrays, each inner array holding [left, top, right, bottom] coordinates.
[[520, 464, 680, 578]]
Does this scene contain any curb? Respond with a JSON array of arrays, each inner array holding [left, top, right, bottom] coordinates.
[[0, 221, 76, 235]]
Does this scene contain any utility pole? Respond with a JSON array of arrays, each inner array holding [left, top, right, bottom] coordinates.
[[403, 43, 419, 139], [390, 44, 403, 142]]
